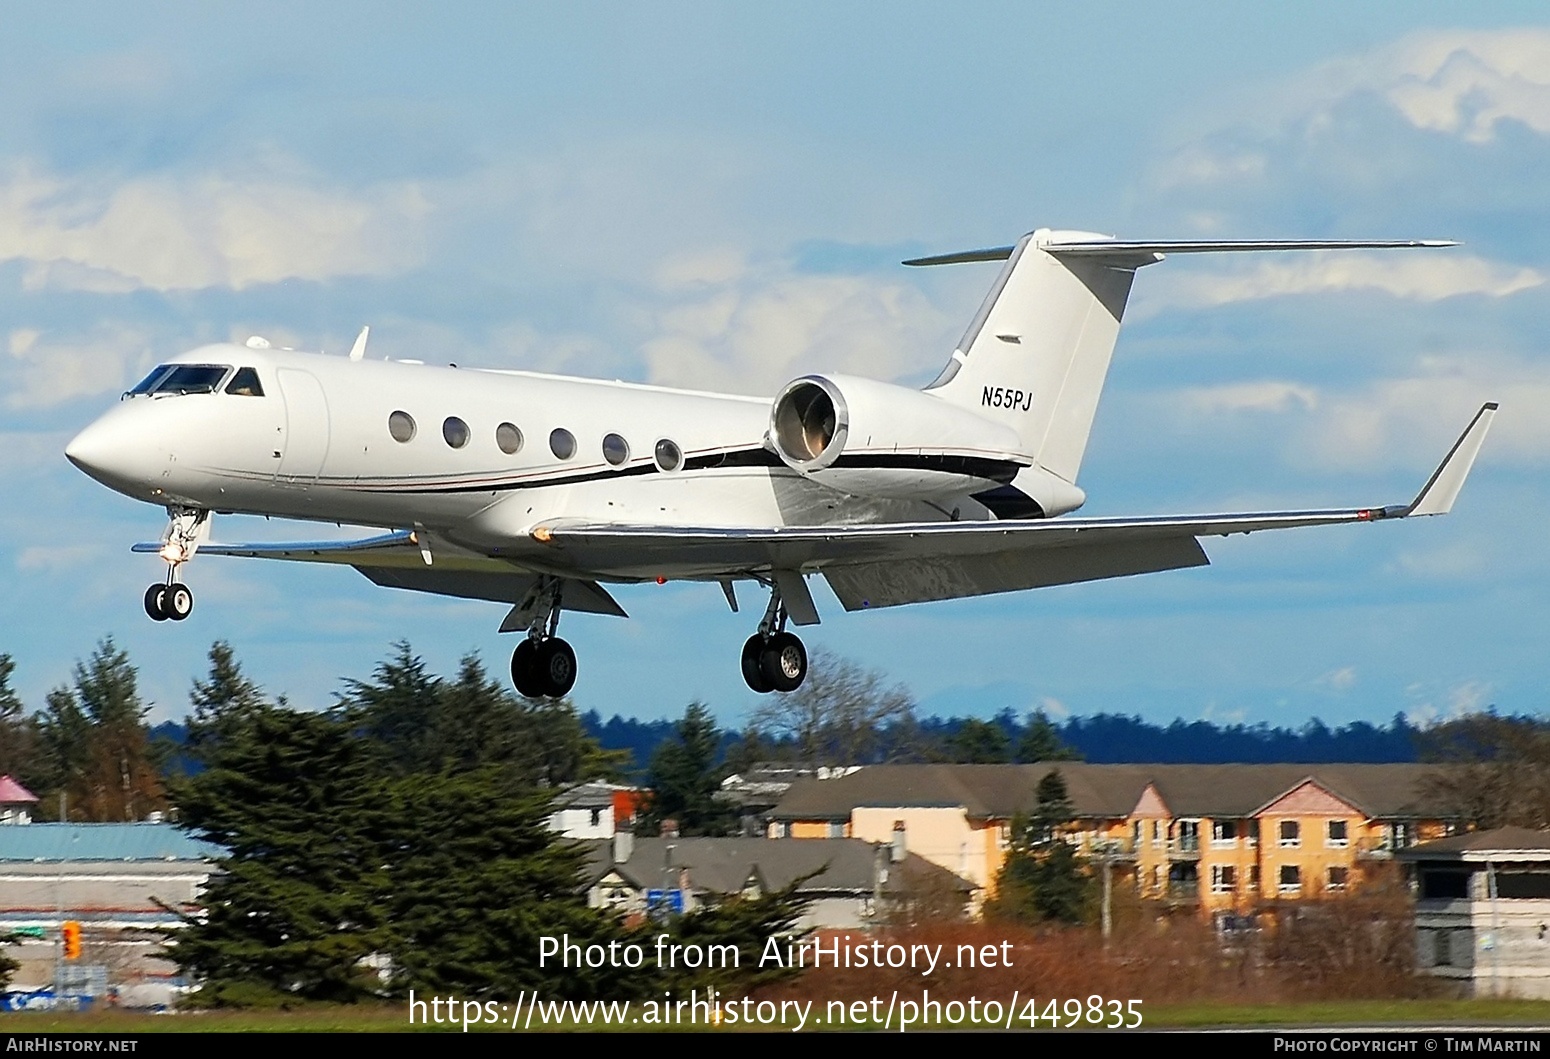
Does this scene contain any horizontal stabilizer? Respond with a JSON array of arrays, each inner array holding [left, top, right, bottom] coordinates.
[[905, 237, 1456, 267]]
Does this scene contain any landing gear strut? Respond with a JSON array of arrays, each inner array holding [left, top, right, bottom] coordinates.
[[144, 508, 207, 622], [508, 577, 578, 698], [740, 582, 808, 694]]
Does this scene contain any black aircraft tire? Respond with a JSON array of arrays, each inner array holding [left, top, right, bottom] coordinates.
[[144, 585, 169, 622], [164, 584, 194, 621], [510, 639, 543, 698], [741, 635, 773, 694]]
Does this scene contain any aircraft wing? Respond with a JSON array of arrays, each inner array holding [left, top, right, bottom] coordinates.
[[536, 402, 1497, 611], [131, 529, 629, 617]]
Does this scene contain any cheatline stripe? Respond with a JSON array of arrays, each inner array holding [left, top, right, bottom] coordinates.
[[255, 448, 1027, 494]]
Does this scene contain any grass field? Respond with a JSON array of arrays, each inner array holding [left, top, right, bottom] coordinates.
[[1, 997, 1548, 1032]]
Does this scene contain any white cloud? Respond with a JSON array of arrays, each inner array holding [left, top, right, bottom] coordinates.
[[1181, 381, 1319, 415], [1144, 253, 1542, 312], [0, 163, 430, 292], [1301, 363, 1550, 470], [2, 325, 160, 408], [638, 262, 951, 395], [1312, 666, 1358, 692], [16, 544, 102, 572]]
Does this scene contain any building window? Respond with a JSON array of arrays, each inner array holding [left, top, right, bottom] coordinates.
[[602, 433, 630, 466], [1152, 820, 1164, 848], [1279, 864, 1301, 893], [589, 808, 602, 827], [1387, 822, 1414, 849], [1211, 865, 1236, 893], [388, 410, 416, 443], [1326, 820, 1349, 848], [496, 422, 523, 455], [1279, 820, 1300, 848], [1212, 821, 1238, 848], [1177, 820, 1200, 853], [443, 416, 470, 449], [1246, 819, 1260, 848], [1327, 866, 1348, 891], [549, 428, 577, 460], [1248, 865, 1260, 892]]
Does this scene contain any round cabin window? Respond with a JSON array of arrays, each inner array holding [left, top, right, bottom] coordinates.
[[549, 428, 576, 460], [654, 438, 683, 472], [602, 433, 630, 467], [388, 411, 416, 443]]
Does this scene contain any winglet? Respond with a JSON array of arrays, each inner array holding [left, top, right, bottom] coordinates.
[[1407, 402, 1498, 516], [348, 325, 370, 362]]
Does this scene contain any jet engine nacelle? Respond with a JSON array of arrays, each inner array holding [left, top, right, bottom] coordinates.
[[767, 373, 1027, 501]]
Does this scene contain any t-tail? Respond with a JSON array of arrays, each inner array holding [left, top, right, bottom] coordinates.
[[910, 230, 1457, 488]]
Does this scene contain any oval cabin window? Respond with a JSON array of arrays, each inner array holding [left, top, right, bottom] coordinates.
[[602, 433, 630, 467], [496, 422, 523, 455], [443, 417, 471, 449], [388, 411, 417, 443], [549, 428, 576, 460]]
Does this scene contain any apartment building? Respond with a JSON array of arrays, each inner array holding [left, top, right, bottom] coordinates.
[[768, 763, 1456, 918]]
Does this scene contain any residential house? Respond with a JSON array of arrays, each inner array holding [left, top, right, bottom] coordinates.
[[579, 832, 976, 929]]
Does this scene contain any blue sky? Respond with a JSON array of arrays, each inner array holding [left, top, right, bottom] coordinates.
[[2, 4, 1548, 731]]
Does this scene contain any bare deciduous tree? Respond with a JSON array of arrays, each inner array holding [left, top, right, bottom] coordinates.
[[749, 649, 916, 765]]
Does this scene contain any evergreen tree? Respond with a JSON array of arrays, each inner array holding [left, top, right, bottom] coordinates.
[[168, 706, 394, 1004], [0, 655, 41, 791], [945, 718, 1012, 763], [986, 768, 1091, 925], [640, 702, 735, 835], [1015, 710, 1082, 763], [186, 642, 269, 767], [378, 766, 622, 999], [37, 639, 164, 821]]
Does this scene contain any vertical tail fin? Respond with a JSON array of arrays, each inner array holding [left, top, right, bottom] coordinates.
[[918, 228, 1141, 483], [911, 231, 1457, 484]]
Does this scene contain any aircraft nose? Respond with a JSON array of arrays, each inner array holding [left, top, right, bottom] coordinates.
[[66, 415, 144, 489]]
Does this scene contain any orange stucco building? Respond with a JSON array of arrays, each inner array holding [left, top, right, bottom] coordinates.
[[769, 763, 1456, 921]]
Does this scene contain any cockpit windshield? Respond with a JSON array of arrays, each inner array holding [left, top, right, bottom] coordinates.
[[126, 364, 232, 397]]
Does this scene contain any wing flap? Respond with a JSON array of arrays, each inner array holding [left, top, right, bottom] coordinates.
[[824, 536, 1209, 610]]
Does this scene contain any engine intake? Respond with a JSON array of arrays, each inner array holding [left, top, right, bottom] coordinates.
[[767, 373, 1028, 501]]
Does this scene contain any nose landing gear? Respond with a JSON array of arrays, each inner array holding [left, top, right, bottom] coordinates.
[[144, 508, 208, 622], [740, 583, 808, 694], [508, 577, 578, 698]]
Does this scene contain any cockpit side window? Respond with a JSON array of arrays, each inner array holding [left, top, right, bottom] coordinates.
[[225, 367, 264, 397]]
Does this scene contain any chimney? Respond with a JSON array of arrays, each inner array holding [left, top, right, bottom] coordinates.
[[891, 820, 907, 864], [613, 829, 634, 865]]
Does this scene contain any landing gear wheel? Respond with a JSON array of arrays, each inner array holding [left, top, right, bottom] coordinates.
[[759, 632, 807, 693], [534, 638, 577, 697], [741, 635, 774, 694], [510, 638, 543, 698], [144, 585, 169, 622], [164, 583, 194, 621]]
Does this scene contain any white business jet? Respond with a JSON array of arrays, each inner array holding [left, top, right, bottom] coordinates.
[[64, 229, 1496, 699]]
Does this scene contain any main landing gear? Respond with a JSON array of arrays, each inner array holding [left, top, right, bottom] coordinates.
[[740, 583, 809, 694], [144, 508, 208, 623], [508, 577, 577, 698]]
